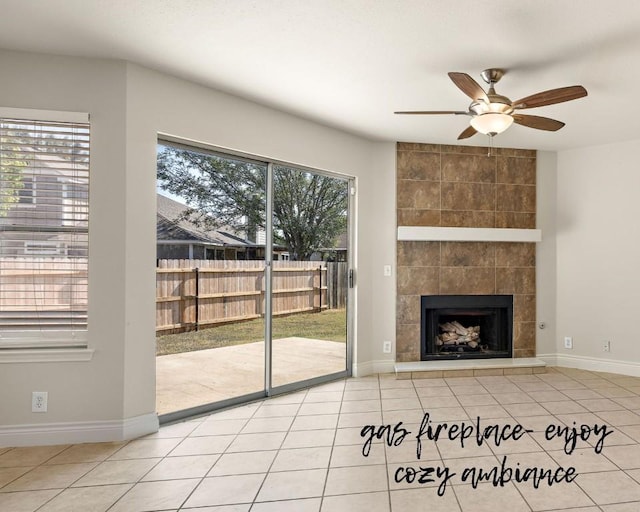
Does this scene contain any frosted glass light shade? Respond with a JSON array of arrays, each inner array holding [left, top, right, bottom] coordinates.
[[470, 113, 514, 135]]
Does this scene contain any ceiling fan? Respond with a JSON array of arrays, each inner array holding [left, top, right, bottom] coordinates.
[[395, 68, 587, 140]]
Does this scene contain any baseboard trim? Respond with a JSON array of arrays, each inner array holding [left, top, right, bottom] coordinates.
[[538, 353, 640, 377], [353, 359, 395, 377], [0, 413, 159, 448]]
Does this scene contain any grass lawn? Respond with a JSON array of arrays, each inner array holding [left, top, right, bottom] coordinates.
[[156, 308, 346, 356]]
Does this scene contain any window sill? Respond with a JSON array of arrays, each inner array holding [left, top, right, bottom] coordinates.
[[0, 348, 94, 363]]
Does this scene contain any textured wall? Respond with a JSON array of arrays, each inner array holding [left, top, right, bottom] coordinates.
[[396, 142, 537, 362]]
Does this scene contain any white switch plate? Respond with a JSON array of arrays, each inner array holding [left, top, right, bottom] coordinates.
[[383, 341, 392, 353], [383, 265, 392, 277], [564, 337, 573, 349]]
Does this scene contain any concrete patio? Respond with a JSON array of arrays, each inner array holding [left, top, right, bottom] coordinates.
[[156, 337, 346, 415]]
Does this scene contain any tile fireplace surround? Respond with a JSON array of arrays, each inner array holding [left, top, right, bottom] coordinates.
[[396, 142, 537, 363]]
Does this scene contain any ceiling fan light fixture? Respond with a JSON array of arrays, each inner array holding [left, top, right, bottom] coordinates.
[[470, 112, 514, 135]]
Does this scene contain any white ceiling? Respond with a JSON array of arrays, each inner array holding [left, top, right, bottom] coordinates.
[[2, 0, 640, 150]]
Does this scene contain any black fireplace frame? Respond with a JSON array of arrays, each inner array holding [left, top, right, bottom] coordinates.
[[421, 295, 513, 360]]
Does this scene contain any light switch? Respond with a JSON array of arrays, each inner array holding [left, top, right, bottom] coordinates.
[[383, 265, 392, 277]]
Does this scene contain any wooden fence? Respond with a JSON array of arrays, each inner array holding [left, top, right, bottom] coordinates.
[[156, 259, 347, 333]]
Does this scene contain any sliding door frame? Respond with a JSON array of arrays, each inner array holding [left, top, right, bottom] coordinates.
[[157, 136, 354, 423]]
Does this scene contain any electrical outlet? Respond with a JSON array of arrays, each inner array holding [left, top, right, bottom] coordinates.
[[383, 341, 392, 353], [603, 340, 611, 352], [564, 337, 573, 349], [383, 265, 392, 277], [32, 391, 48, 413]]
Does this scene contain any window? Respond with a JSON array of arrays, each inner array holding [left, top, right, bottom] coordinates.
[[0, 109, 90, 349]]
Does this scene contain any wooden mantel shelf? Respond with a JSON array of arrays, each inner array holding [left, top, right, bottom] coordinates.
[[397, 226, 542, 243]]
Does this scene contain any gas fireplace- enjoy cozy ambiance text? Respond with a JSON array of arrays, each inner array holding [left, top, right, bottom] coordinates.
[[421, 295, 513, 360]]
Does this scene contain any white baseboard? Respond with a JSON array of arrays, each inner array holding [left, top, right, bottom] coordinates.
[[353, 359, 395, 377], [538, 353, 640, 377], [0, 413, 159, 448]]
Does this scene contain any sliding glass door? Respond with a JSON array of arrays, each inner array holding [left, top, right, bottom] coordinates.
[[270, 165, 350, 390], [155, 140, 352, 420]]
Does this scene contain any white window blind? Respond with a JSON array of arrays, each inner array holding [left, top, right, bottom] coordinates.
[[0, 112, 90, 348]]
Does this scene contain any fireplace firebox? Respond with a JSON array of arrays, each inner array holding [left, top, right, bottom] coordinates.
[[421, 295, 513, 360]]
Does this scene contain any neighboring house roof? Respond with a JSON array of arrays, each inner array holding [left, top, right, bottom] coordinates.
[[157, 193, 257, 248]]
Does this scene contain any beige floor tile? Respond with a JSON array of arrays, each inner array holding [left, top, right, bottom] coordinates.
[[412, 378, 447, 388], [207, 451, 275, 477], [331, 443, 386, 467], [381, 388, 418, 399], [450, 385, 490, 396], [263, 391, 307, 405], [619, 424, 640, 442], [561, 389, 605, 400], [253, 404, 301, 418], [208, 403, 261, 420], [415, 387, 454, 398], [612, 397, 640, 409], [490, 432, 543, 455], [527, 390, 570, 402], [338, 411, 383, 428], [345, 380, 380, 391], [454, 482, 530, 512], [540, 400, 588, 414], [381, 398, 423, 411], [340, 399, 382, 413], [445, 377, 481, 386], [586, 427, 634, 447], [379, 378, 414, 389], [577, 470, 640, 505], [455, 393, 497, 406], [291, 414, 339, 431], [321, 491, 390, 511], [108, 478, 199, 512], [36, 483, 131, 512], [271, 447, 332, 472], [2, 462, 97, 491], [422, 407, 469, 422], [303, 391, 343, 403], [578, 398, 625, 412], [142, 454, 219, 480], [190, 418, 249, 436], [0, 466, 33, 488], [224, 432, 285, 453], [418, 396, 461, 408], [435, 438, 493, 460], [252, 497, 321, 511], [325, 464, 388, 495], [512, 414, 566, 431], [44, 443, 125, 465], [492, 392, 535, 404], [108, 438, 182, 460], [548, 447, 617, 472], [462, 404, 509, 419], [0, 446, 69, 468], [343, 389, 381, 401], [390, 487, 460, 511], [601, 504, 640, 512], [597, 387, 637, 399], [601, 444, 640, 469], [281, 429, 335, 449], [171, 435, 236, 456], [381, 408, 424, 425], [240, 416, 294, 434], [298, 402, 341, 416], [181, 506, 250, 512], [334, 427, 383, 447], [595, 410, 640, 426], [515, 480, 594, 511], [256, 468, 326, 501], [309, 380, 346, 393], [502, 402, 549, 417], [515, 381, 555, 392], [0, 489, 60, 512], [184, 473, 265, 507], [72, 458, 160, 487]]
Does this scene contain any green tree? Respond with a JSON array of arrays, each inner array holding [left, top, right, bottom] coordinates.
[[157, 146, 348, 260]]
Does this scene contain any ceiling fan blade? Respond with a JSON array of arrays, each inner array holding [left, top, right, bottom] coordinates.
[[512, 113, 565, 131], [513, 85, 587, 109], [457, 125, 477, 140], [394, 110, 468, 115], [448, 72, 489, 103]]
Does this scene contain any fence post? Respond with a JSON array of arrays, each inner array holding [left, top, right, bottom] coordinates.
[[318, 264, 322, 311], [194, 267, 199, 331]]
